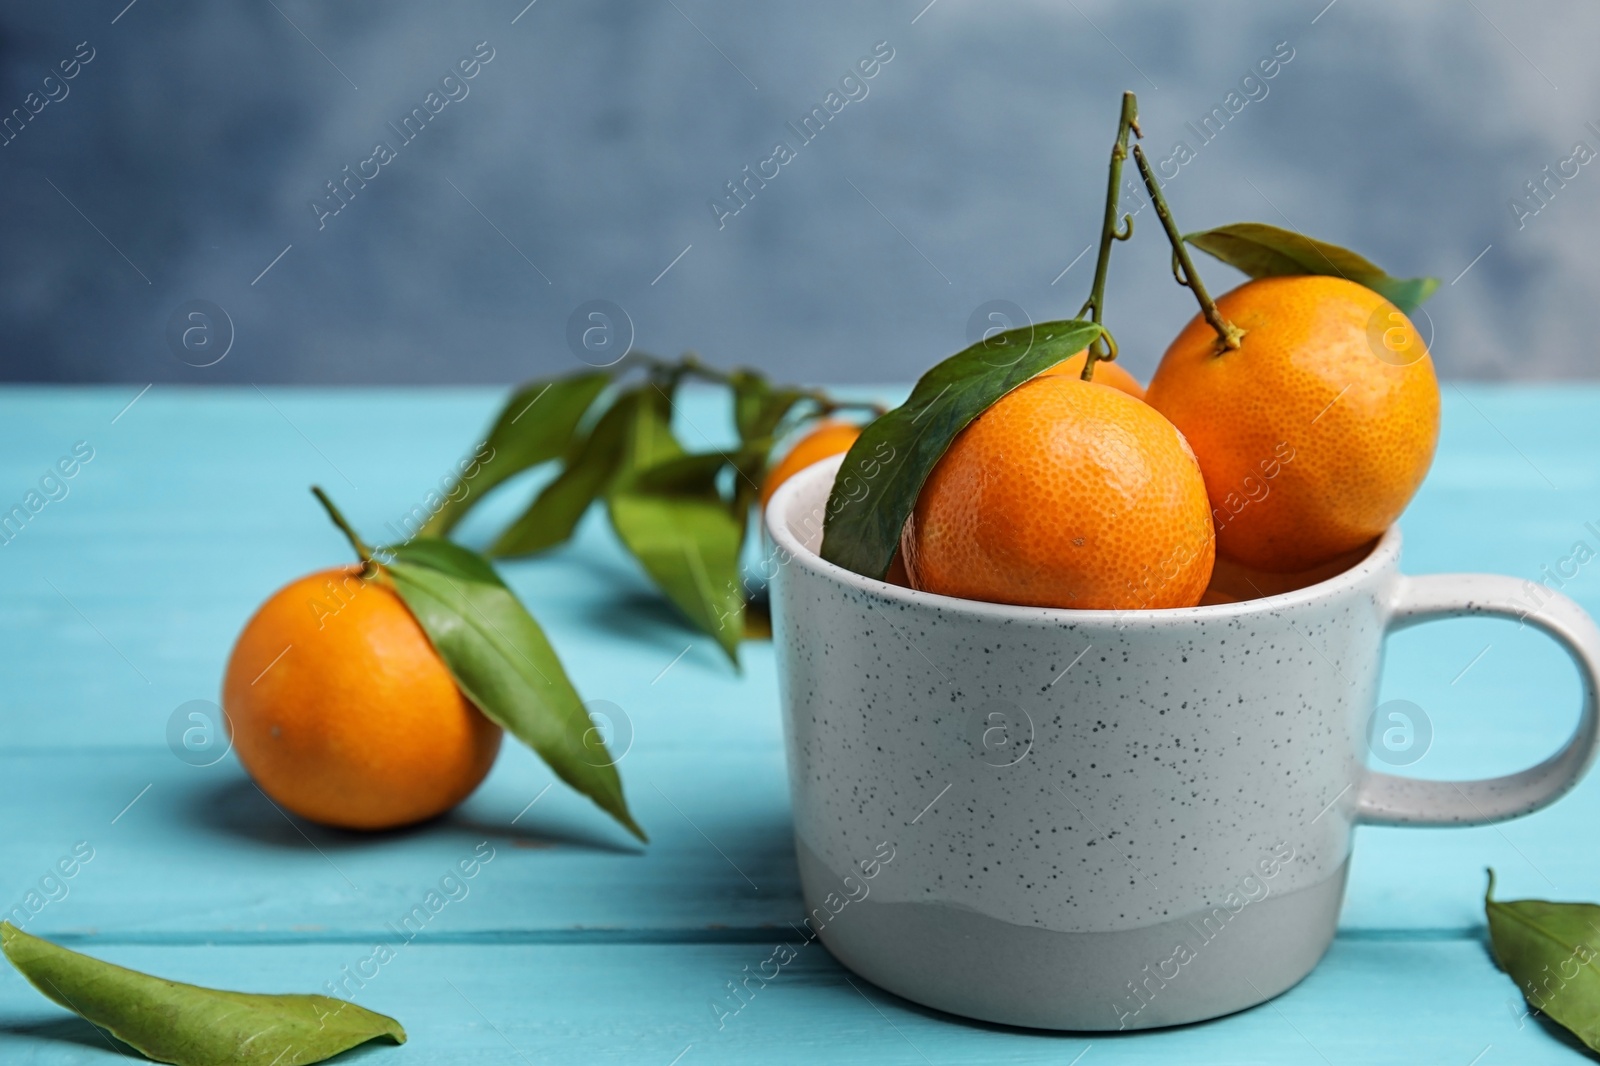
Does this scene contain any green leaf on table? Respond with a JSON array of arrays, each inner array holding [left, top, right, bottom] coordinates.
[[1184, 222, 1440, 312], [488, 388, 640, 558], [1, 921, 404, 1066], [1485, 868, 1600, 1053], [608, 490, 745, 665], [423, 371, 610, 537], [382, 537, 646, 842], [819, 318, 1105, 580]]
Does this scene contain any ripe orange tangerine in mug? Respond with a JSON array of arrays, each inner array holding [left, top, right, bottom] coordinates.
[[760, 420, 862, 511], [1145, 275, 1440, 573], [900, 375, 1214, 610], [223, 567, 503, 830]]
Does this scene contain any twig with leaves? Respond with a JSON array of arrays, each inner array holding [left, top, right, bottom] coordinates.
[[421, 354, 883, 666]]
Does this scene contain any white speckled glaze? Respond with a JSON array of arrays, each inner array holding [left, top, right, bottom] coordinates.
[[767, 456, 1600, 1031]]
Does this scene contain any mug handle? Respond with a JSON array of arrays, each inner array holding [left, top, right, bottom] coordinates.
[[1357, 573, 1600, 826]]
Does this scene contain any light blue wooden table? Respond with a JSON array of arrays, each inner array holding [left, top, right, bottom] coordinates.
[[3, 384, 1599, 1064]]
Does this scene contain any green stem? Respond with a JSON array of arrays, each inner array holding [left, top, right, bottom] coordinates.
[[1130, 143, 1245, 352], [814, 398, 889, 417], [666, 354, 886, 417], [1079, 91, 1141, 382], [311, 486, 377, 574]]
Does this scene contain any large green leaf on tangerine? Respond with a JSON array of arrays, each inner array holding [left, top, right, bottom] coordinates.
[[383, 537, 645, 841], [819, 318, 1106, 580]]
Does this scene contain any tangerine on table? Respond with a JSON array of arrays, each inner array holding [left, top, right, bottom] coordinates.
[[1040, 350, 1146, 400], [901, 375, 1214, 610], [1145, 275, 1440, 573], [760, 419, 861, 510], [222, 567, 502, 831]]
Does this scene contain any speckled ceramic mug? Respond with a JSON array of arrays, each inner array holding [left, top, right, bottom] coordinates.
[[766, 456, 1600, 1031]]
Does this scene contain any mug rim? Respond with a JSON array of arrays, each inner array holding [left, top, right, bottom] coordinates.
[[765, 454, 1401, 625]]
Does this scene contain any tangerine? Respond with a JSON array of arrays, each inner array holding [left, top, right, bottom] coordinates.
[[901, 376, 1214, 610], [222, 567, 502, 830], [1040, 350, 1146, 399], [760, 419, 861, 510], [1145, 275, 1439, 572]]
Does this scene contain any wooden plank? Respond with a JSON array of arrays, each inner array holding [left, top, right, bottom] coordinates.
[[0, 939, 1569, 1064], [0, 744, 792, 941]]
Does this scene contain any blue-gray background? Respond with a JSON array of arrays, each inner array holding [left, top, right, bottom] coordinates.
[[0, 0, 1592, 384]]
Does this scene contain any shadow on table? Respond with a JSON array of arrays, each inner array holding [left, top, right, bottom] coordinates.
[[0, 1015, 135, 1057], [577, 588, 717, 659], [183, 777, 641, 856], [823, 952, 1335, 1045], [3, 1014, 399, 1062]]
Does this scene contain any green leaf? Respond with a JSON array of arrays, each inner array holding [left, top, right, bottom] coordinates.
[[488, 389, 639, 558], [608, 490, 745, 666], [819, 318, 1106, 580], [614, 382, 685, 487], [633, 448, 768, 498], [633, 451, 733, 495], [1485, 869, 1600, 1053], [602, 382, 747, 662], [1184, 222, 1440, 312], [728, 371, 805, 518], [1, 921, 404, 1066], [730, 370, 807, 445], [380, 535, 501, 583], [382, 538, 645, 842], [422, 372, 610, 537]]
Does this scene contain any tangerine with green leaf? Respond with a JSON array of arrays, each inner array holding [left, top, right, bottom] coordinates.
[[1145, 275, 1440, 573], [901, 375, 1214, 610], [223, 565, 503, 831]]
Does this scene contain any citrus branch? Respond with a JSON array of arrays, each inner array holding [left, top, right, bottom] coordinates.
[[640, 352, 887, 417], [311, 486, 378, 576], [1130, 143, 1245, 352], [1079, 90, 1141, 382]]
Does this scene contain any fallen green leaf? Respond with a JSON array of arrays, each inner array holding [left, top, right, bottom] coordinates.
[[383, 538, 645, 842], [1485, 868, 1600, 1053], [819, 318, 1105, 580], [1, 922, 404, 1066], [423, 371, 610, 537], [1184, 222, 1439, 312]]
